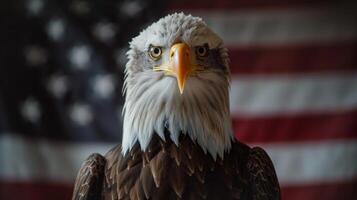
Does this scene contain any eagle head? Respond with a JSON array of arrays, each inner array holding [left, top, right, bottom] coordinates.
[[122, 13, 233, 159]]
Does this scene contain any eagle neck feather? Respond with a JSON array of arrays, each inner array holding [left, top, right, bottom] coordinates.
[[122, 71, 234, 160]]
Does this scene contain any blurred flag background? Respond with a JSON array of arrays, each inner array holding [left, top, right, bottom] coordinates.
[[0, 0, 356, 199]]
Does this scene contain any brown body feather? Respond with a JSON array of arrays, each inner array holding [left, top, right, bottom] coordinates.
[[72, 132, 280, 200]]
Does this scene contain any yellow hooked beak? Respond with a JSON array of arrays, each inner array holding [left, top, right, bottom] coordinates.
[[154, 43, 193, 94], [171, 43, 191, 94]]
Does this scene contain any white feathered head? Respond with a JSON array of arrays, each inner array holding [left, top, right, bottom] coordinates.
[[122, 13, 233, 159]]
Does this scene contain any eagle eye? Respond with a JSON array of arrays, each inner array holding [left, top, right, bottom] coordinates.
[[195, 44, 209, 58], [148, 45, 162, 60]]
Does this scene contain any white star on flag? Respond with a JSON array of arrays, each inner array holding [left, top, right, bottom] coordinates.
[[47, 18, 65, 41], [47, 75, 68, 98], [93, 74, 115, 99], [93, 22, 116, 43], [69, 103, 93, 126], [68, 45, 91, 69], [21, 97, 41, 123], [27, 0, 44, 16], [115, 47, 128, 67], [119, 1, 143, 18], [24, 45, 47, 66], [70, 1, 90, 16]]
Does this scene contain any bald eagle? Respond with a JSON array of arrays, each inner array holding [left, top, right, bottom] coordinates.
[[72, 13, 280, 200]]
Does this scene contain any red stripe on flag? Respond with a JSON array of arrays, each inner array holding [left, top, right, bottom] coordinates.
[[229, 42, 357, 75], [169, 0, 328, 11], [1, 180, 356, 200], [0, 181, 73, 200], [281, 180, 357, 200], [233, 110, 357, 143]]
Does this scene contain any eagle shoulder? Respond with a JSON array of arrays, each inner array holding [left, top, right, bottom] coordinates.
[[72, 153, 106, 200], [100, 136, 281, 200], [102, 143, 148, 200], [246, 147, 281, 200]]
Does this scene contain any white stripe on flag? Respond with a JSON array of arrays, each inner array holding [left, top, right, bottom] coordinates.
[[1, 134, 357, 185], [230, 73, 357, 117], [257, 140, 357, 186], [0, 133, 114, 182], [188, 5, 357, 46]]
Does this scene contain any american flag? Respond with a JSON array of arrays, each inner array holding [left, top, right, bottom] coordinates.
[[0, 0, 356, 199]]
